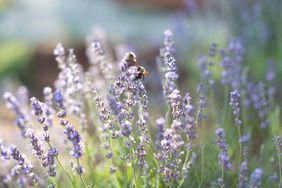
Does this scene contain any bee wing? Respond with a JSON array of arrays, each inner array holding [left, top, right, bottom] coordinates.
[[143, 69, 149, 77]]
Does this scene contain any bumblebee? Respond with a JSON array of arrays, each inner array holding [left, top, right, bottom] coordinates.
[[124, 52, 137, 67], [135, 66, 149, 80], [123, 52, 149, 80]]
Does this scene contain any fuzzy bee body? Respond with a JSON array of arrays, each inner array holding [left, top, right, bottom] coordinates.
[[135, 66, 149, 80], [124, 52, 137, 67], [124, 52, 149, 80]]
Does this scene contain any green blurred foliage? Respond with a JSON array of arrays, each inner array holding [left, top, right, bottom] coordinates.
[[0, 41, 32, 76]]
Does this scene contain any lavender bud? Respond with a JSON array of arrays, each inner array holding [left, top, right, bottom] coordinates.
[[121, 121, 131, 137], [0, 140, 9, 160], [30, 97, 44, 116], [53, 90, 64, 109], [109, 166, 117, 174]]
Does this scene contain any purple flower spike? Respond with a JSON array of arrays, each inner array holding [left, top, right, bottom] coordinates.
[[64, 123, 84, 159], [53, 90, 64, 109], [230, 90, 242, 126], [25, 129, 44, 159], [249, 168, 263, 187], [121, 121, 131, 137], [215, 128, 232, 170]]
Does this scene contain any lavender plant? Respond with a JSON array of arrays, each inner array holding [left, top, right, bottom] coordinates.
[[0, 29, 281, 188]]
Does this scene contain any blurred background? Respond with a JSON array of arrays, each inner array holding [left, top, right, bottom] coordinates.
[[0, 0, 281, 106]]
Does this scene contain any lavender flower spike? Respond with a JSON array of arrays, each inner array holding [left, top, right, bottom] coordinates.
[[3, 92, 28, 136], [30, 97, 45, 124], [43, 148, 58, 177], [155, 117, 166, 150], [197, 83, 206, 122], [215, 128, 232, 170], [183, 92, 197, 140], [249, 168, 263, 187], [0, 140, 10, 160], [230, 90, 242, 126], [64, 123, 84, 159], [25, 129, 44, 159], [9, 145, 37, 184], [238, 161, 248, 188]]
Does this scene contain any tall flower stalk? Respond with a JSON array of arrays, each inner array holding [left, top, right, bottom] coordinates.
[[215, 128, 232, 188]]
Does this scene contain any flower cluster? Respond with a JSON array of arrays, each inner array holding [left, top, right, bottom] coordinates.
[[230, 90, 242, 126], [197, 83, 206, 122], [249, 168, 263, 187], [220, 38, 244, 90], [3, 92, 28, 136], [251, 82, 270, 128], [25, 129, 44, 159], [215, 128, 232, 170], [158, 30, 179, 100], [198, 42, 217, 87], [0, 28, 280, 188], [63, 121, 85, 174], [54, 44, 87, 127], [183, 92, 197, 140], [238, 146, 249, 188], [42, 148, 58, 177], [63, 122, 84, 159], [9, 145, 37, 185], [0, 140, 9, 160]]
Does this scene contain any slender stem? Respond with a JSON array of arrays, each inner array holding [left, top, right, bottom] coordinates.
[[77, 158, 87, 188], [132, 155, 137, 188], [124, 158, 128, 188], [177, 151, 190, 188], [47, 142, 75, 186], [55, 156, 75, 186], [222, 87, 229, 126], [198, 121, 205, 188], [84, 142, 95, 186], [143, 167, 148, 188], [154, 172, 159, 188], [237, 126, 242, 165], [278, 148, 282, 186], [221, 164, 224, 188]]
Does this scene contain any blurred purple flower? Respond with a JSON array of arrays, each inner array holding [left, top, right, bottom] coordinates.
[[3, 92, 28, 136], [249, 168, 263, 187], [183, 92, 197, 140], [220, 38, 244, 90]]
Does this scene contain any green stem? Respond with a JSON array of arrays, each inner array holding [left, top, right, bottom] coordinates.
[[198, 121, 205, 188], [222, 87, 229, 126], [132, 155, 137, 188], [77, 158, 87, 188], [55, 155, 75, 186], [237, 126, 242, 165], [221, 164, 224, 188], [278, 148, 282, 186], [177, 151, 190, 188], [47, 142, 75, 187], [143, 167, 148, 188]]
